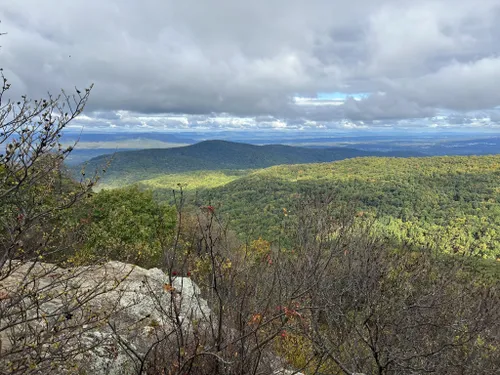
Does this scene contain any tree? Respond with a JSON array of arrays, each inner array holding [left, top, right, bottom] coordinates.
[[73, 186, 176, 268], [0, 69, 95, 264], [0, 61, 130, 373], [277, 195, 500, 375]]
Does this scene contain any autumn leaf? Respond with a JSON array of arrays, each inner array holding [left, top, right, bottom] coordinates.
[[163, 283, 176, 292], [248, 313, 263, 325]]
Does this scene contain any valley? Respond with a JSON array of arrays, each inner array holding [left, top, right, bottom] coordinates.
[[85, 142, 500, 260]]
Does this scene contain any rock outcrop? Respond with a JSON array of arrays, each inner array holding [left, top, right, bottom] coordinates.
[[0, 261, 211, 374], [0, 261, 309, 375]]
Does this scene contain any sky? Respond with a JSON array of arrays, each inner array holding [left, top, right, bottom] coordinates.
[[2, 0, 500, 132]]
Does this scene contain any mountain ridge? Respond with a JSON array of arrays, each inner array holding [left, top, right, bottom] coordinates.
[[78, 140, 425, 186]]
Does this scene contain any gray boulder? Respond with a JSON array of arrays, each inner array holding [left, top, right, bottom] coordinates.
[[0, 261, 211, 374]]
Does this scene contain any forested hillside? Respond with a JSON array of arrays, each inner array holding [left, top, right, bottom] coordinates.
[[144, 155, 500, 259], [80, 140, 422, 188]]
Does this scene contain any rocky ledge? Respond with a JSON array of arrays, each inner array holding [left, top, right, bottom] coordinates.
[[0, 261, 308, 375]]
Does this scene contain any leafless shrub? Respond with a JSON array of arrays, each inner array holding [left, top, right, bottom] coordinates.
[[0, 68, 128, 374]]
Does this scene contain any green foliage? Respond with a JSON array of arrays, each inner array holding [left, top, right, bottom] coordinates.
[[73, 186, 176, 267], [195, 155, 500, 259], [0, 155, 89, 262], [135, 169, 252, 192], [88, 154, 500, 260], [80, 140, 417, 187]]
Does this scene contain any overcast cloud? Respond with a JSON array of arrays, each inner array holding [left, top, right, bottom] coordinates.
[[1, 0, 500, 131]]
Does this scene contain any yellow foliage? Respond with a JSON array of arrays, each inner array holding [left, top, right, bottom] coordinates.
[[250, 237, 271, 257]]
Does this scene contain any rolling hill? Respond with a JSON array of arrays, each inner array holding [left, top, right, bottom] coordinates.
[[78, 140, 423, 187], [143, 155, 500, 259], [204, 155, 500, 257], [79, 150, 500, 260]]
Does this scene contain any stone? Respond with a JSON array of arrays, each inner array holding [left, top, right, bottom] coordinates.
[[0, 261, 212, 374]]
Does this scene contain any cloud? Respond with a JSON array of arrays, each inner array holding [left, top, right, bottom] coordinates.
[[488, 111, 500, 122], [407, 57, 500, 110], [343, 93, 436, 121], [1, 0, 500, 130]]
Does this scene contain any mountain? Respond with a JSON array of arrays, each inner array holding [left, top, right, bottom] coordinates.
[[76, 140, 424, 186]]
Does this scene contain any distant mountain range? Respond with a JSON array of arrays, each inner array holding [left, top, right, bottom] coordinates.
[[75, 140, 424, 187]]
